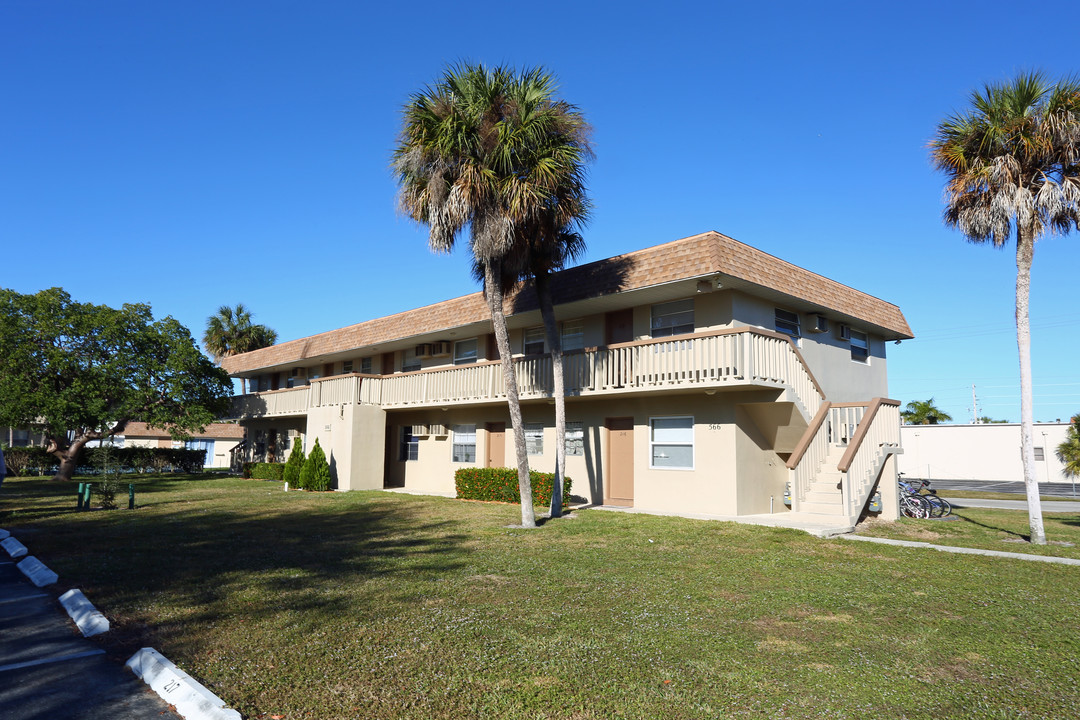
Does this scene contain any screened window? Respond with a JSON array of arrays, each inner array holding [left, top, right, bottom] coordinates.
[[524, 327, 546, 355], [525, 423, 544, 456], [12, 429, 30, 446], [1035, 447, 1045, 461], [402, 349, 421, 373], [360, 357, 373, 374], [650, 416, 694, 469], [342, 360, 354, 374], [565, 421, 584, 456], [454, 339, 478, 365], [562, 320, 584, 351], [400, 427, 418, 461], [453, 424, 476, 462], [249, 376, 261, 392], [651, 299, 695, 337], [775, 308, 801, 338], [850, 330, 869, 363]]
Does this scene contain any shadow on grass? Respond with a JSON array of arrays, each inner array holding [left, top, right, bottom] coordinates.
[[3, 481, 472, 660], [953, 512, 1031, 542]]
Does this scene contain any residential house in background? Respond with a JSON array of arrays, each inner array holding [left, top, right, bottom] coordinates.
[[221, 231, 914, 528], [121, 422, 245, 469]]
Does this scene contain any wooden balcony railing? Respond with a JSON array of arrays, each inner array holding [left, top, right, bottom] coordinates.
[[226, 328, 825, 420]]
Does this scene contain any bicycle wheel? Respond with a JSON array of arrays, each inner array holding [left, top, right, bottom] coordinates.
[[936, 496, 952, 517], [922, 493, 946, 518], [900, 494, 926, 519]]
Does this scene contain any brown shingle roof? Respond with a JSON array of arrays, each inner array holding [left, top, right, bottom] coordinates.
[[222, 231, 912, 374], [123, 422, 245, 440]]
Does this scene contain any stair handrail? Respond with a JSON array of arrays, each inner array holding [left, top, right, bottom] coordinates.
[[836, 398, 901, 520]]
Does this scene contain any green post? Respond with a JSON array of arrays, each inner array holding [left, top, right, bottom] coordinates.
[[83, 483, 92, 510], [128, 483, 135, 510], [77, 482, 86, 510]]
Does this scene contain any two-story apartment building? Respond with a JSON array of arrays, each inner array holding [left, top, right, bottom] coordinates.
[[221, 231, 913, 529]]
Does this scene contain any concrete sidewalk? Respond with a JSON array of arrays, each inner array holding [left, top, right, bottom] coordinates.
[[0, 559, 175, 719], [944, 497, 1080, 512]]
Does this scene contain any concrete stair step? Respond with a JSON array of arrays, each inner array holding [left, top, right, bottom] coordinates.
[[799, 501, 847, 515], [804, 490, 842, 505]]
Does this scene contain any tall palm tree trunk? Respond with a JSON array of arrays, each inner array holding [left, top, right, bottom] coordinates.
[[485, 262, 536, 527], [1016, 226, 1046, 545], [535, 271, 566, 518]]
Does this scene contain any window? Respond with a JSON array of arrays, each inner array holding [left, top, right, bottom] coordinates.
[[524, 327, 546, 355], [402, 349, 421, 372], [342, 360, 354, 374], [249, 376, 261, 392], [650, 416, 694, 469], [775, 308, 801, 338], [562, 320, 584, 351], [186, 439, 214, 467], [400, 427, 418, 461], [453, 424, 476, 462], [360, 357, 373, 374], [525, 423, 544, 455], [12, 429, 30, 446], [1035, 447, 1045, 461], [454, 338, 478, 365], [565, 422, 584, 456], [651, 299, 695, 337], [849, 330, 869, 363]]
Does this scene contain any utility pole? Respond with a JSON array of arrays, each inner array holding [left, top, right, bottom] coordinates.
[[971, 384, 979, 424]]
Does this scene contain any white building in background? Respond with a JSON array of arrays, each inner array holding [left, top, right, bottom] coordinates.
[[899, 422, 1074, 484]]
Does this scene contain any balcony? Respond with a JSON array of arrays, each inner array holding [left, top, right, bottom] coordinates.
[[226, 328, 824, 421]]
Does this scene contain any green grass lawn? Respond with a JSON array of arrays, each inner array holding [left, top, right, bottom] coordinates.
[[3, 475, 1079, 720]]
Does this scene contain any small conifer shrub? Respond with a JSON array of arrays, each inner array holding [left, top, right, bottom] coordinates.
[[283, 437, 305, 487]]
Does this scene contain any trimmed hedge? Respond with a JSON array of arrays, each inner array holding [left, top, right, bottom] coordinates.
[[454, 467, 572, 507], [0, 445, 205, 476], [250, 462, 285, 481]]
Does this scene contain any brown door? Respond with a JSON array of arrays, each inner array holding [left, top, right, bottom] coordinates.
[[605, 417, 634, 506], [605, 309, 634, 345], [486, 422, 505, 467], [381, 352, 395, 374]]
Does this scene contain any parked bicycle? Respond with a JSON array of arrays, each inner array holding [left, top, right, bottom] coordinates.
[[898, 478, 952, 519]]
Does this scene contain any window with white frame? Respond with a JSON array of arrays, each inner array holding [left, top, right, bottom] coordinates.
[[565, 422, 584, 456], [774, 308, 801, 338], [525, 423, 544, 455], [849, 330, 869, 363], [561, 320, 584, 351], [523, 327, 546, 355], [360, 357, 373, 374], [342, 360, 354, 374], [400, 427, 418, 461], [651, 299, 695, 337], [453, 424, 476, 462], [186, 439, 214, 466], [402, 349, 421, 372], [1035, 447, 1045, 461], [454, 338, 478, 365], [650, 416, 694, 469]]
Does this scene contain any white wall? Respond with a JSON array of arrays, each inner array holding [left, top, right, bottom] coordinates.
[[898, 423, 1073, 483]]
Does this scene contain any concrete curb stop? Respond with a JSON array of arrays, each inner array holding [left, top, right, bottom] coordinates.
[[1, 535, 28, 559], [126, 647, 241, 720], [0, 528, 10, 540], [16, 556, 58, 587], [59, 588, 111, 636]]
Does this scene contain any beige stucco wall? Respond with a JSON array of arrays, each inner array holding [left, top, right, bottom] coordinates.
[[727, 291, 889, 402], [899, 423, 1072, 483], [377, 388, 793, 517]]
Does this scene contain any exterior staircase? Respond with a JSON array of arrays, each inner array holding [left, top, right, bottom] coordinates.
[[798, 447, 847, 516]]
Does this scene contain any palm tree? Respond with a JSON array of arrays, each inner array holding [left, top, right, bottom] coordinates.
[[203, 303, 278, 394], [900, 398, 953, 425], [1058, 415, 1080, 480], [394, 64, 590, 528], [931, 72, 1080, 544]]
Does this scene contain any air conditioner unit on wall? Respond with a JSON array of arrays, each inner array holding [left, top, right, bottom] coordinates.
[[415, 343, 433, 359], [432, 341, 452, 357], [837, 324, 851, 341], [809, 314, 828, 333]]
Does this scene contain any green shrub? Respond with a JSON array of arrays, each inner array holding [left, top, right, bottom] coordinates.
[[251, 462, 285, 481], [299, 438, 332, 491], [83, 446, 205, 474], [241, 462, 256, 479], [1, 446, 56, 476], [454, 467, 572, 507], [283, 438, 304, 487]]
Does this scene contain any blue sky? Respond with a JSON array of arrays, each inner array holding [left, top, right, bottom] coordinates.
[[2, 0, 1078, 423]]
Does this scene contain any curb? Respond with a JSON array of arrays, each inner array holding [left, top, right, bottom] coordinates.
[[59, 589, 111, 636], [840, 534, 1080, 565], [126, 647, 241, 720], [16, 556, 58, 587], [1, 536, 28, 559]]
